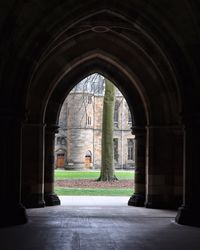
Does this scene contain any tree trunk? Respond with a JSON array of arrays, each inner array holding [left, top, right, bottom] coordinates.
[[97, 79, 118, 181]]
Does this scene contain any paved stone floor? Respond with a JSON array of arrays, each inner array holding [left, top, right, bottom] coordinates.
[[0, 196, 200, 250]]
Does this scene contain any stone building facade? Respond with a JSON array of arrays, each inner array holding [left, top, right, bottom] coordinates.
[[55, 74, 135, 169]]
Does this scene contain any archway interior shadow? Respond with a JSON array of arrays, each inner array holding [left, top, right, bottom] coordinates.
[[22, 8, 182, 213]]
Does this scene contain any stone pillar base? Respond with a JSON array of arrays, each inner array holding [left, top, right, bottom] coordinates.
[[128, 193, 145, 207], [0, 204, 27, 227], [22, 193, 45, 208], [44, 193, 61, 206], [175, 205, 200, 227]]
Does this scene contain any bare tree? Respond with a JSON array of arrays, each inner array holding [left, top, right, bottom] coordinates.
[[97, 78, 118, 181]]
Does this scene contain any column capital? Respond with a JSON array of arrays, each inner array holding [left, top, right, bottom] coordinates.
[[131, 126, 146, 136], [45, 124, 59, 134]]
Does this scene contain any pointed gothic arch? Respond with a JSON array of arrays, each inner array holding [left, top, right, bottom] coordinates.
[[1, 3, 191, 224], [20, 7, 182, 210]]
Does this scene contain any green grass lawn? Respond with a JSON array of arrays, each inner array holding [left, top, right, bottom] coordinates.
[[54, 170, 134, 180], [54, 170, 134, 196], [55, 187, 133, 196]]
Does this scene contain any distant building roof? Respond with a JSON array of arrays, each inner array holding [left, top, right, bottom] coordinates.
[[72, 74, 105, 95]]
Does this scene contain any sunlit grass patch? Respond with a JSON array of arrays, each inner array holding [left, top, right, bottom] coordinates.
[[54, 170, 134, 180], [55, 187, 134, 196]]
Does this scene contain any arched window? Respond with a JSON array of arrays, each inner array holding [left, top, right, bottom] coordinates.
[[127, 139, 135, 160], [86, 115, 92, 125], [57, 137, 61, 145], [61, 138, 66, 145], [114, 100, 120, 128], [87, 95, 92, 104], [113, 138, 119, 162]]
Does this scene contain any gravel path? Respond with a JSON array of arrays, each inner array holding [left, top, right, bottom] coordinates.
[[55, 179, 134, 188]]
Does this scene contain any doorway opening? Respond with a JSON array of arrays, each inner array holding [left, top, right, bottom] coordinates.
[[54, 73, 135, 202]]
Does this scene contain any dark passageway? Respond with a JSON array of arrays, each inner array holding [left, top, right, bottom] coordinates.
[[1, 1, 200, 249]]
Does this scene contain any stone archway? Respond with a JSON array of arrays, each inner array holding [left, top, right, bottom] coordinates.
[[1, 0, 200, 228], [21, 7, 182, 210], [43, 62, 147, 207]]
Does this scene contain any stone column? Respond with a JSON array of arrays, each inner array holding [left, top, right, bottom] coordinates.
[[21, 123, 45, 208], [44, 125, 60, 206], [128, 127, 146, 207], [0, 114, 27, 226], [172, 128, 184, 208], [176, 118, 200, 226], [145, 125, 182, 209]]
